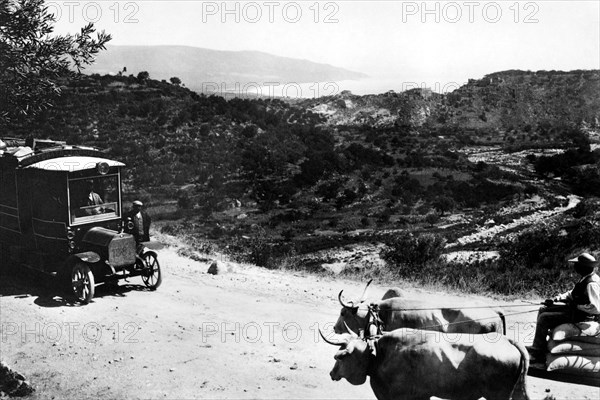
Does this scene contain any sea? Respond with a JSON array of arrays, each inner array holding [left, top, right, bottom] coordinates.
[[197, 76, 468, 100]]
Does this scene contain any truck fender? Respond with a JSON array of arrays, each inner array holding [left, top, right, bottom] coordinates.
[[137, 248, 157, 259], [70, 251, 101, 264], [58, 252, 100, 289]]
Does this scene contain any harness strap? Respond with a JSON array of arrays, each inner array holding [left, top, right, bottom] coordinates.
[[367, 305, 385, 335]]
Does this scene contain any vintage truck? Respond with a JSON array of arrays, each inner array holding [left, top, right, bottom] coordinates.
[[0, 138, 161, 303]]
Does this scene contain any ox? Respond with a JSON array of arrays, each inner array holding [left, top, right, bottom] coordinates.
[[382, 287, 403, 300], [321, 327, 530, 400], [334, 280, 506, 336]]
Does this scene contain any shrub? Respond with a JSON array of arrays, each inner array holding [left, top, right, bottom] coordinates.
[[281, 228, 295, 241], [425, 211, 440, 226], [377, 208, 392, 224], [248, 237, 274, 267], [572, 197, 600, 218], [381, 232, 446, 274], [433, 196, 455, 216], [338, 216, 360, 232], [225, 228, 273, 267], [177, 192, 193, 209]]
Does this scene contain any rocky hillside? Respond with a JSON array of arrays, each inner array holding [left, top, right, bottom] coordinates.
[[302, 70, 600, 133]]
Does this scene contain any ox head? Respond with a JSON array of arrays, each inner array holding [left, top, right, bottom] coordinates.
[[333, 279, 373, 335], [320, 324, 372, 385]]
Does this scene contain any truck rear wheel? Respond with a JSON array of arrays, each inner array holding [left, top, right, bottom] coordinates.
[[71, 263, 95, 304]]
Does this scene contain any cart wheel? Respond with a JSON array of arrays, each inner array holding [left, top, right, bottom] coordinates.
[[141, 253, 162, 290], [71, 263, 95, 304]]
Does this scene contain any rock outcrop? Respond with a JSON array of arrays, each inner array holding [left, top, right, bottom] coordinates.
[[0, 361, 34, 397]]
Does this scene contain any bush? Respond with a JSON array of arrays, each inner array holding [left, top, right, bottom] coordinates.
[[281, 228, 295, 241], [377, 208, 392, 224], [425, 211, 440, 226], [494, 219, 600, 296], [381, 232, 446, 274], [572, 197, 600, 218], [177, 192, 193, 209]]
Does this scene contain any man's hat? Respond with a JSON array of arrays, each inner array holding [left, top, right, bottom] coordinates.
[[568, 252, 597, 266], [133, 200, 143, 207]]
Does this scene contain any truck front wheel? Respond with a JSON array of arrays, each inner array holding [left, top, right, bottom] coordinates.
[[140, 253, 162, 290], [71, 263, 95, 304]]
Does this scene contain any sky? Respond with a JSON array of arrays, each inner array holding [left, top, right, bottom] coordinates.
[[50, 0, 600, 91]]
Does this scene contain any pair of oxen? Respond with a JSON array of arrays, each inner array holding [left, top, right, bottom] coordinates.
[[320, 280, 530, 400]]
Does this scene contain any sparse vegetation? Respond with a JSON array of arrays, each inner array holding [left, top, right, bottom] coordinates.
[[4, 69, 600, 298], [381, 232, 446, 274]]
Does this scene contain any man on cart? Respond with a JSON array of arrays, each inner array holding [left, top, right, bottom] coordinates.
[[528, 252, 600, 363]]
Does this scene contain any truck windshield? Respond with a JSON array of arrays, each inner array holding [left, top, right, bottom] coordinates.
[[69, 175, 120, 224]]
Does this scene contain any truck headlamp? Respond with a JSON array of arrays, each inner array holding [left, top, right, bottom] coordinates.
[[96, 162, 110, 175]]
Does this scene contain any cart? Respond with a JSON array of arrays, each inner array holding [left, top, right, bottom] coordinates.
[[528, 362, 599, 387]]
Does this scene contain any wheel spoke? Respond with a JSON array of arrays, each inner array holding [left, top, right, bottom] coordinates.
[[70, 264, 95, 303], [141, 254, 161, 290]]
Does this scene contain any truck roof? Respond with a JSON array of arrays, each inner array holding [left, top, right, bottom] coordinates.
[[0, 138, 125, 170]]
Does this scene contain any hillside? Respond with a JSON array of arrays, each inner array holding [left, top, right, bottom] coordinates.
[[302, 70, 600, 133], [5, 69, 600, 297], [88, 45, 367, 93]]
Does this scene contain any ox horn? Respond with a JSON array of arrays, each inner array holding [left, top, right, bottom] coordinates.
[[343, 321, 359, 338], [338, 290, 355, 309], [359, 279, 373, 302], [319, 329, 349, 346]]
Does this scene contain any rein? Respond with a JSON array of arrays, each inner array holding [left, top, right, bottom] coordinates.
[[363, 303, 538, 333]]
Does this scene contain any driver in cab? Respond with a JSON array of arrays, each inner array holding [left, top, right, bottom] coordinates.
[[84, 181, 103, 215]]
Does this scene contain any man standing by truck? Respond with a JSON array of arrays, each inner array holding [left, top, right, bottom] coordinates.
[[124, 200, 151, 243]]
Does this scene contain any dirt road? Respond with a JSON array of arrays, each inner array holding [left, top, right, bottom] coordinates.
[[1, 239, 598, 400]]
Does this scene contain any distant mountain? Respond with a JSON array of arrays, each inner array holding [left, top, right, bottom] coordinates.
[[87, 45, 367, 93]]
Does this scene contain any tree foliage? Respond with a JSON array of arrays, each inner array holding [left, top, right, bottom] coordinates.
[[433, 195, 455, 216], [0, 0, 111, 125], [137, 71, 150, 83]]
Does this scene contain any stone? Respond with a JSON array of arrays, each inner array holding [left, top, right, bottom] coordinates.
[[0, 361, 34, 396], [207, 261, 234, 275], [207, 261, 225, 275]]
